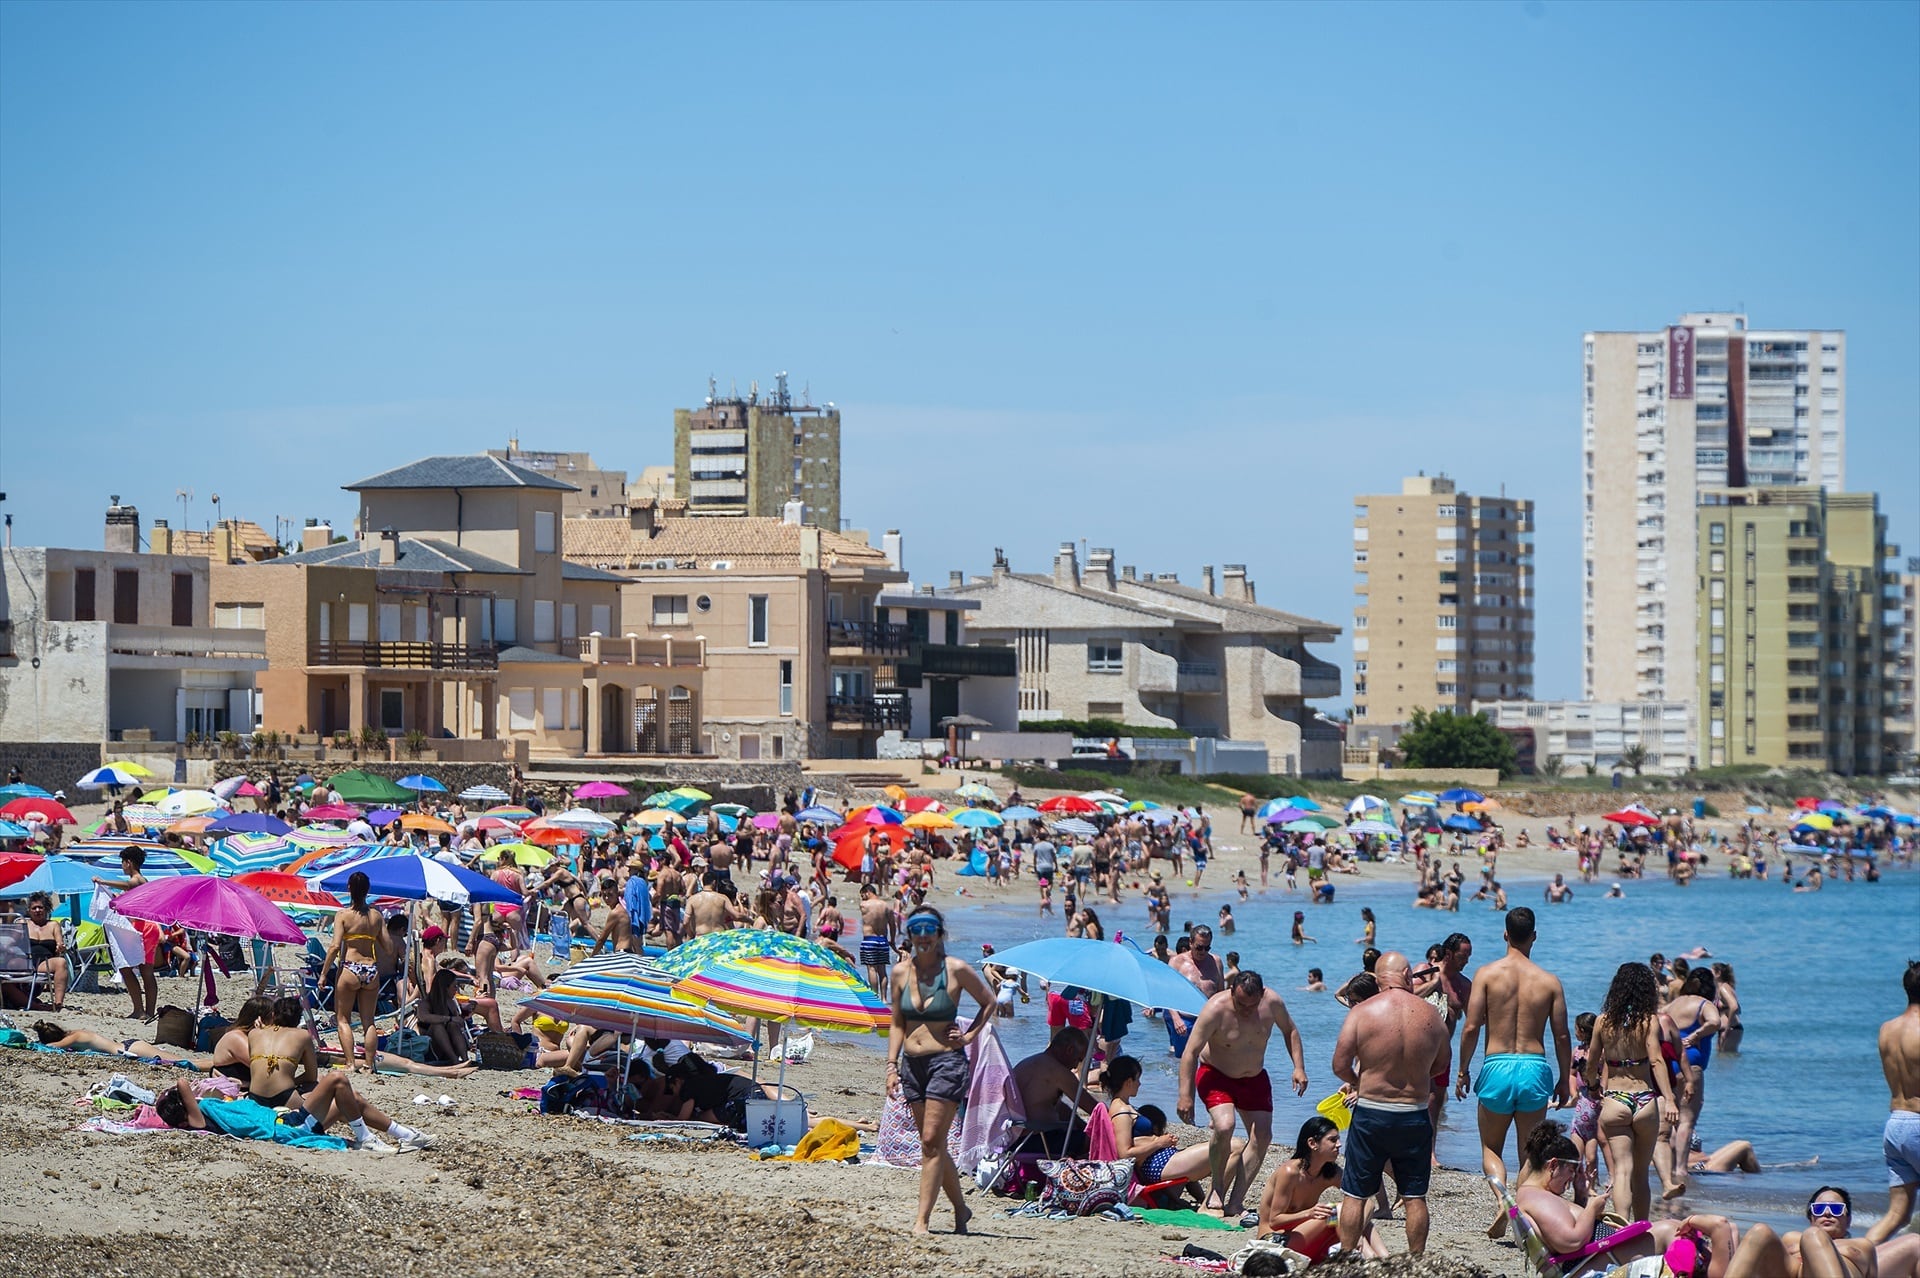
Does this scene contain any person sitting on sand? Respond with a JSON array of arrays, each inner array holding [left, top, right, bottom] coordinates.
[[414, 967, 474, 1065], [1101, 1055, 1239, 1205], [1258, 1116, 1386, 1265], [1514, 1119, 1737, 1278]]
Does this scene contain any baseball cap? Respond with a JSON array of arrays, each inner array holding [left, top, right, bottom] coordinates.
[[420, 925, 446, 944]]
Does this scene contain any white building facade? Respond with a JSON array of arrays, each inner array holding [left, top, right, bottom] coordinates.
[[1583, 313, 1846, 705], [1474, 699, 1694, 776]]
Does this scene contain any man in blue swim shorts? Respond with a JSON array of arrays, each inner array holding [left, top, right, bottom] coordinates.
[[1454, 907, 1571, 1238], [1866, 960, 1920, 1244]]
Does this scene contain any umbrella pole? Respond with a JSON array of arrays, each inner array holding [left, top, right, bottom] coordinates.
[[1062, 992, 1101, 1153]]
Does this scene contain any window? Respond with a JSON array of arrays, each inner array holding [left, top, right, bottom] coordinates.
[[1710, 663, 1725, 685], [493, 599, 517, 643], [379, 689, 404, 731], [215, 602, 264, 629], [1087, 642, 1123, 672], [739, 734, 761, 760], [567, 688, 581, 730], [508, 689, 535, 730], [378, 603, 401, 642], [542, 688, 563, 730], [1709, 551, 1725, 573], [1709, 579, 1725, 601], [561, 604, 578, 641], [533, 511, 556, 554], [748, 595, 769, 646], [170, 573, 194, 627], [779, 660, 794, 715], [695, 594, 712, 613], [652, 595, 688, 627], [1437, 615, 1457, 629], [1709, 523, 1726, 546], [533, 600, 556, 643], [112, 569, 140, 624], [771, 734, 783, 758], [591, 604, 611, 636], [1087, 701, 1124, 718], [348, 603, 370, 642], [1437, 682, 1458, 695], [74, 569, 96, 621], [1709, 607, 1724, 629], [1709, 634, 1724, 655]]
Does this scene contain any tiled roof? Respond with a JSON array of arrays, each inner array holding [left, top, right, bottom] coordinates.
[[169, 520, 278, 560], [269, 537, 527, 576], [561, 560, 629, 583], [346, 455, 577, 492], [563, 516, 894, 572], [1125, 578, 1342, 635]]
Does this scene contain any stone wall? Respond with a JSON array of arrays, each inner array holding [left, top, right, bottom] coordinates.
[[0, 742, 104, 796]]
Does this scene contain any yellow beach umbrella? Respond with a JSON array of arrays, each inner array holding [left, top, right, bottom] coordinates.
[[904, 811, 955, 830], [101, 760, 156, 778], [632, 809, 681, 827], [476, 842, 555, 868], [669, 786, 712, 801], [1794, 812, 1835, 831]]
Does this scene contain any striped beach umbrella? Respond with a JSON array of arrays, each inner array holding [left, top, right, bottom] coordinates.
[[210, 833, 301, 876], [482, 805, 537, 823], [311, 852, 518, 905], [286, 825, 358, 849], [655, 928, 888, 1033], [73, 842, 214, 877], [231, 871, 344, 914], [521, 953, 749, 1047], [460, 784, 511, 803], [286, 842, 417, 878], [1052, 817, 1099, 838]]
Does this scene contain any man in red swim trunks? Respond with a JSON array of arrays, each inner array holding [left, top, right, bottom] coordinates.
[[1177, 971, 1310, 1218]]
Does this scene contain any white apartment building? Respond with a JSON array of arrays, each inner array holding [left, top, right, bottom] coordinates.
[[1583, 313, 1846, 704], [1475, 699, 1694, 776]]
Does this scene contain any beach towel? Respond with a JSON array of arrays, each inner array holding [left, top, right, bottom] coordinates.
[[957, 1021, 1018, 1175], [1086, 1094, 1119, 1161], [763, 1118, 860, 1162], [955, 849, 990, 877], [198, 1098, 349, 1150], [1134, 1208, 1242, 1232]]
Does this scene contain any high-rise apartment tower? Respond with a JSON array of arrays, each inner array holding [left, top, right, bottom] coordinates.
[[1583, 314, 1845, 703], [1353, 475, 1534, 727], [673, 374, 841, 530]]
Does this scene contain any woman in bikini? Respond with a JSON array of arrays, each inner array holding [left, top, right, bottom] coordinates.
[[1585, 962, 1682, 1221], [414, 968, 474, 1065], [1102, 1055, 1238, 1207], [1663, 966, 1723, 1201], [887, 904, 996, 1236], [1515, 1118, 1736, 1278], [1257, 1116, 1387, 1263], [322, 871, 390, 1072], [1712, 962, 1743, 1054]]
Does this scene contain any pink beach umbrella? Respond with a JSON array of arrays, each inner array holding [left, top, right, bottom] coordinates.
[[303, 802, 363, 822], [751, 812, 781, 831], [110, 875, 307, 945], [573, 781, 630, 800]]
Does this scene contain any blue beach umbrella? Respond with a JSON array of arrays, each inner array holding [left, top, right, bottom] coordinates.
[[795, 805, 842, 824], [1442, 814, 1483, 833], [0, 784, 53, 801], [1000, 806, 1043, 822], [0, 854, 99, 899], [1438, 789, 1484, 805], [206, 812, 293, 837], [950, 808, 1004, 828], [312, 853, 518, 905], [396, 774, 448, 794]]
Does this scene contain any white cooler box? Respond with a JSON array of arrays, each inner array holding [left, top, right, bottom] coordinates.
[[742, 1083, 810, 1148]]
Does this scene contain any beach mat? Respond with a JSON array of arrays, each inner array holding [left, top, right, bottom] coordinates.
[[1133, 1208, 1243, 1231]]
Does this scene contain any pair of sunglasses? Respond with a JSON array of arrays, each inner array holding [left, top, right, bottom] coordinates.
[[1809, 1202, 1848, 1219], [905, 918, 941, 937]]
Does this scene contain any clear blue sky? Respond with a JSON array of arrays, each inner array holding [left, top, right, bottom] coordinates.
[[3, 1, 1915, 702]]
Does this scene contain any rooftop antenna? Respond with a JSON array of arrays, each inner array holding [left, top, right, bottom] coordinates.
[[175, 487, 194, 532], [708, 374, 717, 401], [801, 379, 811, 406], [774, 370, 790, 409], [210, 492, 223, 532]]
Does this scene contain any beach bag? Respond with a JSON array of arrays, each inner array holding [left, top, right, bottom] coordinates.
[[155, 1006, 197, 1049], [539, 1073, 607, 1115], [476, 1031, 525, 1070], [195, 1013, 231, 1054], [1036, 1158, 1134, 1217], [742, 1081, 809, 1148]]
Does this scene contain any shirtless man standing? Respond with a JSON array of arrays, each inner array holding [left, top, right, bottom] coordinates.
[[1165, 924, 1224, 1058], [590, 878, 634, 954], [1332, 952, 1451, 1258], [1177, 971, 1309, 1218], [1455, 907, 1571, 1236], [858, 884, 896, 991], [1868, 960, 1920, 1244], [686, 873, 747, 939]]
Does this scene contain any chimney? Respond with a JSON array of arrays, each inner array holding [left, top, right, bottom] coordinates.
[[781, 500, 806, 527], [1121, 565, 1136, 582], [360, 527, 399, 565], [948, 570, 965, 589], [992, 547, 1009, 582], [799, 525, 822, 570], [919, 584, 934, 596], [882, 529, 903, 572], [1202, 565, 1216, 596], [1053, 541, 1079, 588], [302, 519, 333, 552], [150, 519, 171, 555], [1222, 563, 1252, 602], [213, 524, 235, 565], [1086, 547, 1116, 592], [105, 499, 141, 554], [629, 502, 656, 536]]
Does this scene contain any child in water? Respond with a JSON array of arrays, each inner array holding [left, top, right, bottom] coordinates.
[[1234, 869, 1250, 901], [1291, 911, 1316, 944], [1218, 905, 1236, 935]]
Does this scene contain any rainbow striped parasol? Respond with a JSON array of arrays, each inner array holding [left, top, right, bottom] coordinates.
[[286, 842, 421, 878], [521, 953, 749, 1046], [481, 805, 537, 824], [210, 833, 302, 876], [655, 928, 888, 1033], [286, 825, 359, 849]]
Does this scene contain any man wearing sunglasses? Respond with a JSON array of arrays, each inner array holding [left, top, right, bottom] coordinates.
[[1726, 1185, 1920, 1278]]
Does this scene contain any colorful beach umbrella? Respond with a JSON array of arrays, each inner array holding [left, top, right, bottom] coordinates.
[[953, 782, 997, 803], [311, 853, 518, 906], [111, 875, 306, 944], [100, 760, 155, 778], [74, 842, 213, 877], [1348, 819, 1400, 837], [156, 790, 221, 818], [286, 825, 358, 849], [903, 810, 955, 830], [395, 774, 448, 793], [482, 805, 537, 823], [1399, 792, 1440, 808], [669, 786, 712, 802], [400, 812, 456, 834], [1603, 809, 1660, 828], [950, 808, 1003, 828], [539, 807, 617, 831], [231, 871, 345, 913], [526, 826, 587, 847], [631, 809, 682, 827], [656, 930, 888, 1033], [76, 766, 144, 789], [1793, 813, 1835, 831], [210, 833, 300, 877], [207, 812, 292, 837], [0, 854, 97, 899], [684, 813, 738, 835], [1037, 795, 1098, 815], [1053, 817, 1099, 838], [286, 842, 414, 878], [0, 784, 53, 801], [522, 953, 748, 1047], [324, 770, 415, 805], [573, 781, 630, 800], [795, 805, 843, 824], [1346, 795, 1388, 815], [0, 797, 76, 825], [460, 784, 512, 803], [474, 842, 554, 868]]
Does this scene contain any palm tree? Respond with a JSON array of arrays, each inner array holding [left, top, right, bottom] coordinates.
[[1620, 743, 1650, 777]]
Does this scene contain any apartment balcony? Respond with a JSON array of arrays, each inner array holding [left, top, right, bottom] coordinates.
[[309, 639, 498, 671], [568, 634, 705, 669], [826, 694, 910, 732], [109, 624, 268, 670], [827, 619, 911, 657], [915, 643, 1017, 680]]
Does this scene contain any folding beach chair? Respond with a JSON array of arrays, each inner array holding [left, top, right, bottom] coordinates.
[[0, 923, 47, 1009]]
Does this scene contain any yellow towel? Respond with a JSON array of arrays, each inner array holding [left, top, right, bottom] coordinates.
[[761, 1118, 860, 1162]]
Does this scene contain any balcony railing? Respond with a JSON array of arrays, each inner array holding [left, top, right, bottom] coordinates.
[[827, 620, 911, 656], [915, 643, 1018, 679], [110, 623, 267, 664], [827, 694, 910, 731], [309, 639, 498, 670]]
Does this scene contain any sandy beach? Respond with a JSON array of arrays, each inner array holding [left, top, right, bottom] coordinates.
[[0, 791, 1770, 1277]]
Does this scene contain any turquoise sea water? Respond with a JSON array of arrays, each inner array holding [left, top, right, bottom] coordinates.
[[914, 864, 1920, 1233]]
